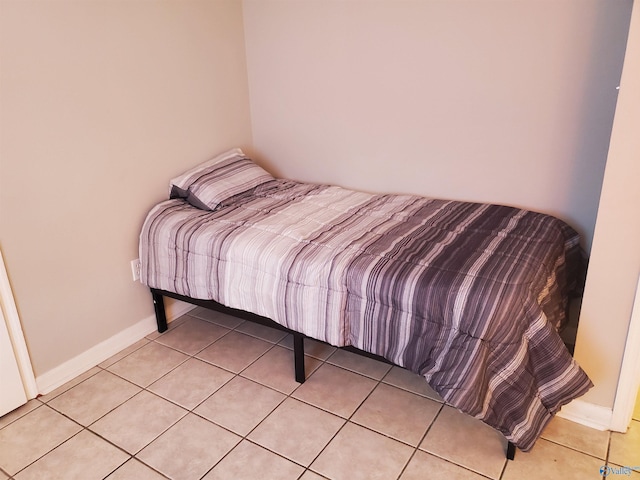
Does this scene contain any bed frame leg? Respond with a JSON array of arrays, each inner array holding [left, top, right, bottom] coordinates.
[[151, 290, 168, 333], [506, 441, 516, 460], [293, 332, 306, 383]]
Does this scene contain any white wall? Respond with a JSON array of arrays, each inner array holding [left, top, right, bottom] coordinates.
[[243, 0, 632, 251], [574, 0, 640, 409], [0, 0, 252, 377]]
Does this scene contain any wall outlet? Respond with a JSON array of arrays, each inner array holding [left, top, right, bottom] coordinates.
[[130, 259, 141, 282]]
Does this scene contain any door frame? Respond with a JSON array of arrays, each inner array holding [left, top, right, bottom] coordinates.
[[0, 248, 37, 400], [610, 274, 640, 431]]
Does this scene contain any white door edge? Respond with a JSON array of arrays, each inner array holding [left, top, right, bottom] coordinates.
[[0, 248, 38, 399]]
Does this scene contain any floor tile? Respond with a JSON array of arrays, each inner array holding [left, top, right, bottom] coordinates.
[[382, 366, 444, 402], [90, 390, 186, 454], [326, 349, 392, 380], [279, 335, 337, 360], [502, 438, 603, 480], [202, 440, 304, 480], [47, 370, 140, 426], [351, 382, 442, 446], [419, 405, 506, 479], [0, 405, 82, 475], [311, 422, 414, 480], [248, 398, 345, 466], [13, 430, 128, 480], [0, 469, 7, 480], [188, 307, 246, 329], [99, 338, 150, 368], [154, 317, 230, 355], [241, 346, 322, 394], [137, 413, 241, 480], [196, 331, 273, 373], [37, 367, 102, 403], [235, 321, 289, 343], [0, 399, 41, 429], [541, 415, 609, 459], [148, 357, 233, 409], [400, 450, 488, 480], [292, 363, 377, 418], [107, 341, 189, 387], [609, 420, 640, 467], [105, 458, 167, 479], [195, 376, 285, 436]]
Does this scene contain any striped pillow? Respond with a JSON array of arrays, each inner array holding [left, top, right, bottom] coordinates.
[[170, 148, 274, 210]]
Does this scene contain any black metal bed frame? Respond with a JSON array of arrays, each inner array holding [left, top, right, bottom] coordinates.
[[150, 287, 517, 461]]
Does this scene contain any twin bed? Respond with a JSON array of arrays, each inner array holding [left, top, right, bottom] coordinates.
[[139, 148, 592, 457]]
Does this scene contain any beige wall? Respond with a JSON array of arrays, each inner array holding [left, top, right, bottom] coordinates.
[[0, 0, 252, 376], [1, 0, 636, 413], [575, 0, 640, 409], [243, 0, 632, 251]]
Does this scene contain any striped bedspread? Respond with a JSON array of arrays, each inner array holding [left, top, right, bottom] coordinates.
[[140, 179, 592, 451]]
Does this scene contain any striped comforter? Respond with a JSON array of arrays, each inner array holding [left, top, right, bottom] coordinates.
[[140, 179, 592, 451]]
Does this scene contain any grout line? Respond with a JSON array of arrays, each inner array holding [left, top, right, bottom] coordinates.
[[498, 452, 509, 480], [604, 427, 612, 478]]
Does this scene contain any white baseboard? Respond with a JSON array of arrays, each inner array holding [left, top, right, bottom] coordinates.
[[35, 300, 195, 395], [557, 398, 613, 431]]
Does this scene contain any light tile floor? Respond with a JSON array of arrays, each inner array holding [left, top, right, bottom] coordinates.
[[1, 307, 639, 480]]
